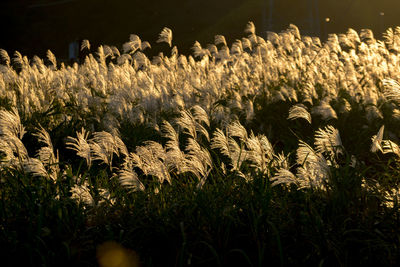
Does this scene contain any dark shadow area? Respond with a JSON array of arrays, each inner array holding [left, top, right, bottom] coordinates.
[[2, 0, 400, 60]]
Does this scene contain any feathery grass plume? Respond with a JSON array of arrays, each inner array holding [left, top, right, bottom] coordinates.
[[241, 37, 252, 51], [32, 55, 45, 69], [296, 165, 324, 190], [161, 123, 185, 173], [228, 136, 246, 170], [218, 45, 230, 62], [133, 52, 150, 70], [176, 110, 197, 139], [46, 50, 57, 69], [191, 105, 210, 127], [383, 27, 394, 45], [214, 35, 227, 46], [114, 135, 129, 158], [102, 45, 113, 59], [338, 33, 355, 50], [192, 41, 210, 58], [81, 39, 91, 51], [267, 31, 280, 46], [0, 108, 26, 139], [117, 54, 131, 65], [132, 142, 171, 184], [185, 138, 212, 168], [360, 29, 375, 44], [66, 128, 92, 167], [244, 21, 255, 35], [272, 152, 290, 171], [271, 168, 297, 187], [207, 44, 218, 56], [34, 125, 57, 165], [129, 152, 145, 172], [211, 128, 247, 172], [89, 142, 111, 166], [141, 41, 151, 51], [0, 138, 15, 162], [161, 120, 179, 149], [297, 141, 330, 175], [371, 125, 385, 153], [382, 78, 400, 103], [185, 138, 212, 186], [0, 49, 10, 66], [296, 140, 320, 166], [118, 166, 145, 192], [296, 141, 330, 190], [287, 24, 301, 40], [347, 28, 360, 44], [142, 141, 166, 161], [23, 158, 51, 180], [111, 46, 120, 57], [70, 181, 94, 206], [97, 188, 115, 206], [123, 34, 142, 54], [231, 40, 243, 55], [157, 27, 173, 47], [165, 146, 186, 174], [89, 131, 125, 168], [314, 125, 343, 158], [12, 51, 23, 67], [171, 46, 178, 57], [381, 140, 400, 157], [97, 46, 106, 65], [0, 135, 28, 160], [92, 131, 126, 157], [227, 121, 248, 142], [176, 109, 210, 141], [287, 104, 311, 124], [384, 28, 400, 52], [211, 128, 231, 159], [246, 133, 274, 173], [383, 188, 400, 209]]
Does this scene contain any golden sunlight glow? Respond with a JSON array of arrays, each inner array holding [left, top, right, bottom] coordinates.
[[97, 241, 140, 267]]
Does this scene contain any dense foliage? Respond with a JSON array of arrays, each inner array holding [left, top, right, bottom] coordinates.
[[1, 23, 400, 266]]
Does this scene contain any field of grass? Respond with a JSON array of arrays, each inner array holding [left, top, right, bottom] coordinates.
[[1, 23, 400, 266]]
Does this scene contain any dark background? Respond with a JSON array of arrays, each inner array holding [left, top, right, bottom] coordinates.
[[1, 0, 400, 61]]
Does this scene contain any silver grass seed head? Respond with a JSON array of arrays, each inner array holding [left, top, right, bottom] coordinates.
[[271, 168, 297, 187], [70, 182, 94, 206], [23, 158, 53, 181], [0, 49, 10, 65], [46, 50, 57, 69], [157, 27, 173, 47], [244, 21, 256, 35], [314, 125, 343, 157], [214, 35, 227, 47], [211, 128, 231, 158], [66, 128, 91, 167], [371, 125, 385, 153], [0, 107, 26, 139], [81, 39, 91, 51], [287, 104, 312, 124], [381, 140, 400, 157], [118, 167, 145, 192]]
